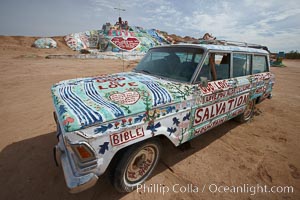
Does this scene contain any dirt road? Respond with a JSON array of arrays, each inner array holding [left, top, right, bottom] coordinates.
[[0, 36, 299, 200]]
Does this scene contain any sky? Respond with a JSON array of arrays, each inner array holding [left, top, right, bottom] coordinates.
[[0, 0, 299, 52]]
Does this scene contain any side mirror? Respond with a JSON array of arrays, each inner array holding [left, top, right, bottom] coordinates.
[[200, 77, 208, 87]]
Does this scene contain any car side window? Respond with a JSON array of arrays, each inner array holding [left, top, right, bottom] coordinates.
[[196, 52, 230, 82], [214, 53, 230, 80], [253, 55, 268, 74], [233, 53, 251, 77], [196, 55, 211, 81]]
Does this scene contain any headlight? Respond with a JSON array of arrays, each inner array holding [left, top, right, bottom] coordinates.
[[71, 142, 96, 163]]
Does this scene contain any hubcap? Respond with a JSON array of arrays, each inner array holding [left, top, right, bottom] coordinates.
[[126, 146, 156, 183]]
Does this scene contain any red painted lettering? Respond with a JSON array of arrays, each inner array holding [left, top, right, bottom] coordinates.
[[220, 103, 226, 114], [119, 83, 126, 87], [128, 82, 138, 87], [119, 133, 123, 143], [215, 80, 229, 89], [98, 85, 108, 90], [210, 106, 215, 118], [237, 96, 243, 106], [203, 108, 210, 121], [112, 135, 119, 145], [194, 108, 203, 124], [109, 82, 118, 88], [200, 83, 215, 94], [216, 102, 222, 115], [136, 127, 144, 136], [234, 97, 238, 108], [228, 99, 234, 110], [110, 127, 145, 146], [124, 131, 130, 141]]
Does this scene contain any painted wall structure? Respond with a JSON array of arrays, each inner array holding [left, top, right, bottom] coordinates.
[[64, 24, 170, 53], [33, 38, 57, 48]]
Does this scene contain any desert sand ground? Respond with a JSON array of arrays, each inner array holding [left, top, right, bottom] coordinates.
[[0, 36, 299, 200]]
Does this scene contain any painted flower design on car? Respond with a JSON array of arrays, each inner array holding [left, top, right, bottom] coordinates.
[[121, 118, 127, 126], [63, 117, 75, 131], [179, 121, 189, 129], [63, 117, 74, 125], [114, 121, 120, 129]]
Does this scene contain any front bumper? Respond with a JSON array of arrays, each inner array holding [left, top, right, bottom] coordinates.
[[54, 145, 98, 193]]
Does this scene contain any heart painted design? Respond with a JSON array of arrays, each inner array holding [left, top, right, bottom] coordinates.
[[109, 91, 140, 105], [110, 37, 140, 51]]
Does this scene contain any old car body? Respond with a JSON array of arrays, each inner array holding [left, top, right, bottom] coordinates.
[[52, 43, 275, 193]]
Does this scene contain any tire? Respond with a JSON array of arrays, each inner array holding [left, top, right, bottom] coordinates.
[[234, 99, 255, 123], [112, 139, 161, 192]]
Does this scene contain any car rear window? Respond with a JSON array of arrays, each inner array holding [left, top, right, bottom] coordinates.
[[233, 53, 251, 77], [253, 55, 268, 74]]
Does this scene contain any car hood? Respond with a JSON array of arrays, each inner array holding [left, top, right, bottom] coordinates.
[[51, 72, 192, 132]]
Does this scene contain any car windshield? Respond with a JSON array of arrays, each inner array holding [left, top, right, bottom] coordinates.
[[134, 47, 204, 82]]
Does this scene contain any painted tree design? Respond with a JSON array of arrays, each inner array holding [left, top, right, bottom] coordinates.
[[166, 83, 192, 100]]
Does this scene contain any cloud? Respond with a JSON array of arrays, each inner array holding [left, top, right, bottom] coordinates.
[[154, 0, 300, 52], [78, 0, 300, 51], [1, 0, 298, 51]]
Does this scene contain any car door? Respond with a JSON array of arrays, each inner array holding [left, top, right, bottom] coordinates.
[[190, 51, 245, 137], [251, 54, 273, 101]]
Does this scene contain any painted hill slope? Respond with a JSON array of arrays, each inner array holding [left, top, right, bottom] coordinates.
[[64, 23, 170, 52]]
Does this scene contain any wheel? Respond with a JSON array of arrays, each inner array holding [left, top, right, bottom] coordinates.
[[112, 139, 161, 192], [234, 99, 255, 123]]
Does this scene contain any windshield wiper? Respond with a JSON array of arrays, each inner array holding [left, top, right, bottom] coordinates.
[[141, 70, 151, 74], [135, 69, 151, 74]]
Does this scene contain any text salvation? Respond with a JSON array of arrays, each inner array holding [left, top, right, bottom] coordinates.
[[194, 93, 249, 126]]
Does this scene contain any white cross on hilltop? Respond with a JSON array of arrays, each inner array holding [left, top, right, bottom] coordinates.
[[114, 3, 126, 17]]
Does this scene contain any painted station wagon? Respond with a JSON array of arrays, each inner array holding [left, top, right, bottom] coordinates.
[[52, 42, 275, 193]]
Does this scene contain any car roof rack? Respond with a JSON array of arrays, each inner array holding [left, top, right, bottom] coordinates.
[[198, 39, 270, 52]]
